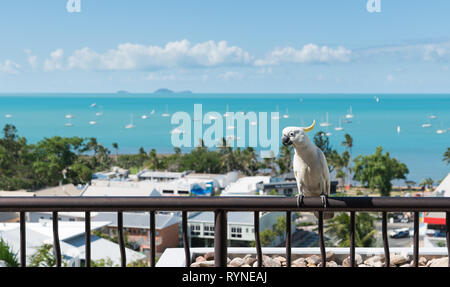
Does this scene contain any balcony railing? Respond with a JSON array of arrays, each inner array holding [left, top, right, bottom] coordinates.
[[1, 196, 450, 267]]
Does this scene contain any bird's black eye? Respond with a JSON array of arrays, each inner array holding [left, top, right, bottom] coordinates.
[[289, 132, 294, 137]]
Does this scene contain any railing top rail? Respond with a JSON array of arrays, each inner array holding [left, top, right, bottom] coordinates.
[[1, 196, 450, 212]]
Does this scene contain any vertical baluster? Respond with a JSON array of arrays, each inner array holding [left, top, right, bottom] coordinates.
[[286, 211, 291, 267], [446, 212, 450, 267], [20, 211, 26, 267], [254, 211, 262, 267], [413, 211, 419, 267], [117, 212, 126, 267], [150, 211, 156, 267], [382, 212, 390, 267], [214, 210, 227, 267], [182, 211, 190, 267], [85, 211, 91, 267], [318, 211, 326, 267], [350, 211, 356, 267], [52, 212, 61, 267]]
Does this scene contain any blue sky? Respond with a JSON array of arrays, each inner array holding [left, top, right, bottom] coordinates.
[[0, 0, 449, 93]]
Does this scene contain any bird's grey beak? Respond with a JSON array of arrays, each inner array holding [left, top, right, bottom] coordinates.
[[282, 135, 292, 146]]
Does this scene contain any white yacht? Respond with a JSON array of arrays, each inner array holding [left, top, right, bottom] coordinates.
[[345, 106, 354, 119], [282, 108, 289, 119], [125, 114, 136, 129], [89, 121, 97, 125], [334, 118, 344, 131], [162, 105, 170, 117], [320, 112, 332, 127]]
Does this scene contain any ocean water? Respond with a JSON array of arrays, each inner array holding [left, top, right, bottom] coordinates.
[[0, 93, 448, 183]]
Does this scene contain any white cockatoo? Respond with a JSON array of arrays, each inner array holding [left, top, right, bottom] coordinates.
[[282, 120, 334, 219]]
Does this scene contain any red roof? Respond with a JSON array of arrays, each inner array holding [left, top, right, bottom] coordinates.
[[423, 216, 446, 225]]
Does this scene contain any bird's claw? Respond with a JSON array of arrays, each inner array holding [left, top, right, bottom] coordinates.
[[296, 194, 304, 208], [320, 194, 327, 208]]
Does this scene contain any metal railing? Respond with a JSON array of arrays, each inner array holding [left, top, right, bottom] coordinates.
[[1, 196, 450, 267]]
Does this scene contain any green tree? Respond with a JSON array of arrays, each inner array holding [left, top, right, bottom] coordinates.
[[444, 148, 450, 165], [0, 238, 19, 267], [277, 145, 293, 175], [353, 147, 409, 196], [327, 212, 377, 247], [112, 142, 119, 160], [28, 244, 59, 267], [419, 178, 434, 191]]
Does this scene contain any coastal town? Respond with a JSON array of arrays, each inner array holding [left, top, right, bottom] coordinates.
[[1, 162, 449, 267]]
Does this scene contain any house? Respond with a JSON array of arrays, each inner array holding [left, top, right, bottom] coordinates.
[[220, 176, 271, 196], [81, 180, 162, 197], [136, 170, 189, 182], [187, 211, 296, 247], [92, 166, 130, 180], [92, 212, 181, 256], [27, 212, 98, 222], [423, 173, 450, 247], [0, 220, 146, 266]]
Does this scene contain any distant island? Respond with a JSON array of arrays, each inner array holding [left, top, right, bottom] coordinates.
[[116, 90, 130, 94], [153, 88, 193, 94]]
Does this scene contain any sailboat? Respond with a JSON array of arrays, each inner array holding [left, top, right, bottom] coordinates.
[[374, 96, 380, 103], [282, 108, 289, 119], [436, 121, 446, 134], [141, 114, 148, 119], [125, 114, 136, 129], [90, 103, 97, 108], [65, 114, 74, 119], [89, 121, 97, 125], [397, 125, 401, 134], [429, 114, 437, 119], [422, 117, 432, 128], [334, 118, 344, 131], [95, 106, 103, 116], [64, 118, 73, 127], [271, 106, 280, 120], [162, 105, 170, 117], [223, 104, 230, 117], [5, 114, 12, 118], [320, 112, 332, 127], [345, 106, 354, 119]]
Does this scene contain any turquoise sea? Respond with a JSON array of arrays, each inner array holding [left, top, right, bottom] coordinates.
[[0, 93, 448, 183]]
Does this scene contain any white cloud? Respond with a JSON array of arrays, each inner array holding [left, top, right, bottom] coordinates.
[[0, 60, 20, 74], [423, 43, 450, 61], [218, 71, 244, 81], [24, 49, 38, 69], [255, 43, 352, 66], [44, 49, 64, 71], [360, 42, 450, 62], [146, 72, 176, 81], [67, 40, 252, 71]]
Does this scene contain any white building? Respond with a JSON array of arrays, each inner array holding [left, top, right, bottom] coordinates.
[[83, 171, 239, 197], [220, 176, 271, 196], [27, 212, 99, 222], [0, 220, 146, 266], [187, 211, 295, 246]]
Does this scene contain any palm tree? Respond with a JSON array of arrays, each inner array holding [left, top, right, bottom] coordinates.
[[327, 212, 377, 247], [112, 142, 119, 161], [277, 145, 293, 175], [444, 147, 450, 165], [419, 178, 434, 191], [341, 134, 354, 186]]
